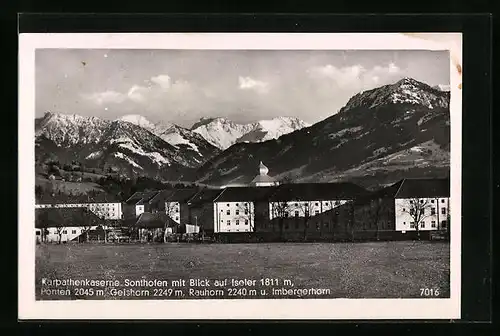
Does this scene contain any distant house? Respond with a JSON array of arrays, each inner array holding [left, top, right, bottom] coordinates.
[[393, 178, 450, 232], [35, 207, 105, 243], [35, 193, 123, 220], [186, 188, 226, 235], [135, 212, 177, 242], [123, 191, 160, 218], [268, 182, 369, 221], [212, 186, 279, 233]]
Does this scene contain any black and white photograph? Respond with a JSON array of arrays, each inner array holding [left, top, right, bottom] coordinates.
[[19, 33, 462, 320]]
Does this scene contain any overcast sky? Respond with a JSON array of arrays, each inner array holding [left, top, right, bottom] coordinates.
[[36, 49, 449, 128]]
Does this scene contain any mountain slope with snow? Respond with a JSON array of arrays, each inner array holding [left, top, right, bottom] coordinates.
[[195, 77, 450, 189], [117, 114, 220, 165], [191, 116, 311, 149], [35, 112, 217, 179]]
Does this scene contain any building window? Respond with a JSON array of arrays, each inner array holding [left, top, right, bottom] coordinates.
[[72, 230, 76, 234], [410, 209, 414, 215], [236, 220, 239, 225], [294, 211, 299, 217], [284, 213, 289, 218], [410, 222, 415, 228], [245, 220, 249, 225], [420, 209, 425, 215], [227, 203, 230, 207], [294, 203, 298, 207], [421, 222, 425, 228], [431, 199, 435, 203], [403, 222, 406, 225], [420, 200, 424, 204], [175, 217, 179, 221], [244, 209, 248, 215], [410, 200, 413, 204], [221, 220, 223, 223], [315, 210, 319, 215], [235, 210, 240, 215], [335, 200, 341, 205], [35, 231, 40, 235], [441, 208, 446, 215], [441, 220, 447, 228], [63, 230, 67, 234], [431, 221, 436, 228], [315, 202, 319, 206], [226, 210, 230, 215], [441, 199, 445, 203], [402, 208, 406, 212], [221, 209, 223, 212], [176, 208, 179, 213], [227, 220, 231, 225], [431, 207, 436, 215]]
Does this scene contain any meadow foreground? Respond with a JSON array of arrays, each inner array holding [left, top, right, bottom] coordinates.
[[36, 241, 450, 300]]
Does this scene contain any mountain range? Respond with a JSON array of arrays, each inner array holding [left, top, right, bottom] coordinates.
[[35, 112, 309, 180], [190, 116, 311, 150], [195, 77, 450, 188], [35, 77, 450, 189]]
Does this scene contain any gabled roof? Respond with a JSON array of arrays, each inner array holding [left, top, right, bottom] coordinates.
[[36, 192, 120, 204], [35, 207, 103, 228], [135, 212, 176, 229], [215, 186, 280, 202], [187, 188, 225, 206], [125, 192, 146, 205], [169, 188, 200, 202], [268, 182, 369, 201], [148, 189, 177, 205], [394, 178, 450, 198], [136, 191, 160, 205]]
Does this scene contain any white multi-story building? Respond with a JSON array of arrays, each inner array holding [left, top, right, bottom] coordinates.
[[393, 178, 450, 232], [35, 202, 123, 219], [268, 183, 367, 220]]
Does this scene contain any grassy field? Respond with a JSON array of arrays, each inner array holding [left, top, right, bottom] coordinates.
[[36, 241, 450, 300]]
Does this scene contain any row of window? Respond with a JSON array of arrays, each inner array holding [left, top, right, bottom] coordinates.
[[221, 219, 250, 225], [225, 203, 249, 207], [403, 220, 448, 228], [403, 207, 447, 215], [279, 210, 321, 217], [222, 209, 249, 215], [410, 199, 447, 204], [36, 229, 80, 235]]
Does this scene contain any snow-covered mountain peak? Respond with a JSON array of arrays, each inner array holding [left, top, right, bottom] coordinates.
[[117, 114, 157, 129], [339, 77, 450, 113], [191, 115, 310, 149]]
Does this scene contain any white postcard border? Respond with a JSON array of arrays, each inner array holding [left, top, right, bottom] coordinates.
[[18, 32, 462, 320]]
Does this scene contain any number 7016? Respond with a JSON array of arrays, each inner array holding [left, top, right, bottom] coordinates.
[[420, 288, 440, 296]]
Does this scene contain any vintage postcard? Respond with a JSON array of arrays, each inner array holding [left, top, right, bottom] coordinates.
[[18, 32, 462, 320]]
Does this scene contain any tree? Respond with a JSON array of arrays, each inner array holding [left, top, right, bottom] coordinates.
[[270, 200, 292, 240], [296, 201, 314, 241], [36, 210, 50, 243], [234, 202, 255, 232], [163, 201, 179, 242], [399, 198, 433, 239]]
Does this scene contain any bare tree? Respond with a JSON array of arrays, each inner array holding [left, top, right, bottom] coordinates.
[[270, 201, 292, 240], [163, 201, 178, 242], [399, 198, 433, 239], [234, 202, 255, 232], [295, 201, 314, 241]]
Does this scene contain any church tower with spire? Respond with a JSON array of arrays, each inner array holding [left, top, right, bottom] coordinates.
[[251, 161, 279, 187]]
